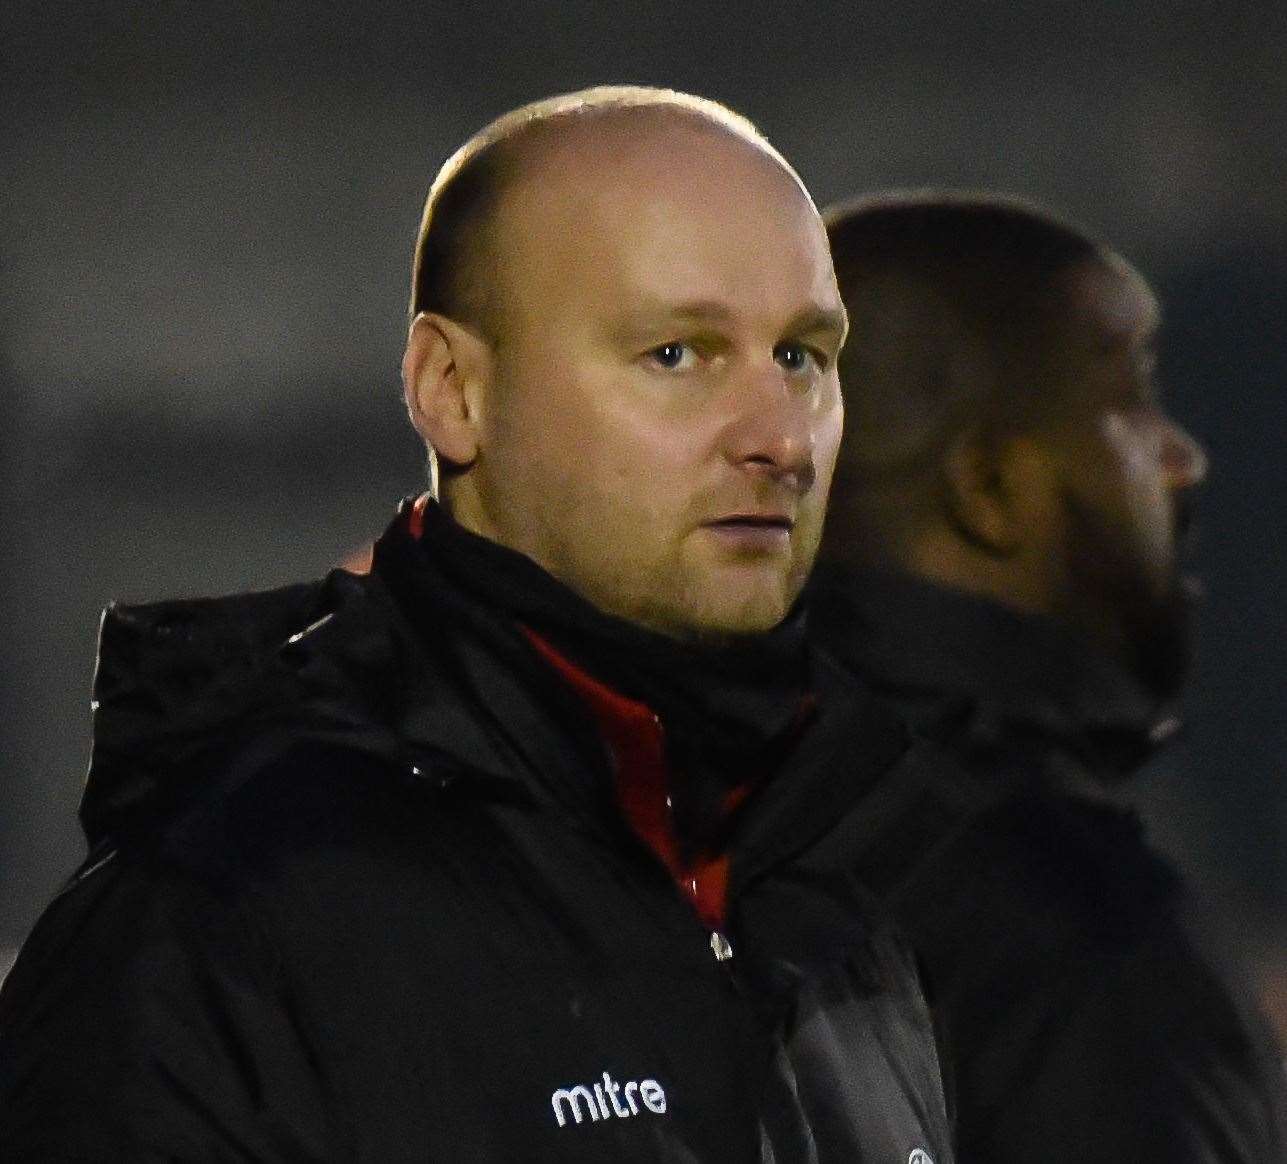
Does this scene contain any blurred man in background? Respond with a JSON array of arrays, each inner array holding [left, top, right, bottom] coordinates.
[[0, 90, 953, 1161], [813, 191, 1287, 1162]]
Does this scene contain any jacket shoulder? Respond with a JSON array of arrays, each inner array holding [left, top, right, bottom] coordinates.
[[965, 906, 1287, 1161], [887, 782, 1287, 1160], [0, 831, 339, 1158], [81, 569, 418, 846]]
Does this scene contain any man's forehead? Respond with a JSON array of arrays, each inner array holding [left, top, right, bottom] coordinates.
[[509, 104, 806, 197], [491, 113, 832, 324], [1060, 257, 1160, 349]]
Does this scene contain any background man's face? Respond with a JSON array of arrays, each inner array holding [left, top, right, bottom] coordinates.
[[462, 120, 845, 639], [1040, 258, 1208, 695]]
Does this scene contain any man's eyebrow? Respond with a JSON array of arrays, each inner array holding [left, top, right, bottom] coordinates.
[[607, 299, 849, 343], [635, 299, 737, 325], [785, 304, 848, 343], [603, 299, 734, 343], [641, 302, 850, 336], [1122, 321, 1160, 358]]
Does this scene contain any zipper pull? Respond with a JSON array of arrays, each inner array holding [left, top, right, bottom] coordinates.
[[709, 931, 734, 962]]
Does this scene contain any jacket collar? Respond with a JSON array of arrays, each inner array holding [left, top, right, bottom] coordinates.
[[809, 570, 1180, 778], [373, 500, 909, 863], [81, 501, 914, 885]]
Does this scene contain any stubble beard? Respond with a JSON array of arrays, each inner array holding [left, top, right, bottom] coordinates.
[[615, 538, 805, 644], [625, 557, 799, 644], [1061, 493, 1196, 705]]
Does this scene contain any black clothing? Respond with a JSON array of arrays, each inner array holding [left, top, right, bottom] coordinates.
[[811, 570, 1287, 1164], [0, 507, 953, 1162], [405, 500, 813, 855], [414, 499, 811, 760]]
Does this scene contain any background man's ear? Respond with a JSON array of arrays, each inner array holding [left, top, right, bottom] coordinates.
[[401, 312, 493, 468], [941, 427, 1052, 557]]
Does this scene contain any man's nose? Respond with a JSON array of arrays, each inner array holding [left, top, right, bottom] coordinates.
[[721, 365, 818, 492], [1161, 418, 1208, 491]]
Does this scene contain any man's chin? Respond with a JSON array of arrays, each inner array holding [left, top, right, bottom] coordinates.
[[649, 576, 796, 642], [1130, 573, 1199, 704]]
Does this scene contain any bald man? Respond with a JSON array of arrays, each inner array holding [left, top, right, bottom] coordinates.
[[0, 91, 953, 1162], [813, 192, 1286, 1162]]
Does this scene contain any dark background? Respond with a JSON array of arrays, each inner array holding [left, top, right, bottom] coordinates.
[[2, 2, 1284, 1017]]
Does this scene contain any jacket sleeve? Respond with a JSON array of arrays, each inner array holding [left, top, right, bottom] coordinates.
[[0, 851, 338, 1161], [969, 943, 1287, 1164]]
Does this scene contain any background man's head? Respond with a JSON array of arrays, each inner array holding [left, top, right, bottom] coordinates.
[[822, 192, 1207, 698], [402, 87, 846, 642]]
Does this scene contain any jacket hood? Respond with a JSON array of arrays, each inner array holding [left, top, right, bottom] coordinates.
[[79, 508, 915, 870], [80, 569, 410, 846], [78, 503, 604, 849], [809, 570, 1180, 779]]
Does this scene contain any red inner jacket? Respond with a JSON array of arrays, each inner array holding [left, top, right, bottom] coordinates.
[[523, 626, 748, 931]]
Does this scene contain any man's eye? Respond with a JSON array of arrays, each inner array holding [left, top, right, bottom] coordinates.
[[774, 342, 825, 374], [1123, 380, 1161, 411], [648, 342, 697, 371]]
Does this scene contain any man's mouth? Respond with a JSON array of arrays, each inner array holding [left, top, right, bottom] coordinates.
[[702, 514, 795, 550], [1172, 497, 1203, 598], [709, 513, 793, 528]]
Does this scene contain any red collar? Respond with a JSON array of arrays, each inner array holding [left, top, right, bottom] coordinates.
[[522, 626, 740, 931]]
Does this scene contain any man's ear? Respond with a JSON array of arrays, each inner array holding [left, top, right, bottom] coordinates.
[[401, 312, 493, 468], [940, 427, 1051, 557]]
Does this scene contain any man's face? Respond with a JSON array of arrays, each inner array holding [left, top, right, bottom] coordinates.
[[1039, 258, 1208, 697], [457, 119, 845, 639]]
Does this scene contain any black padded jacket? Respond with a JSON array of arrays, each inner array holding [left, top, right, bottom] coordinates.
[[0, 509, 954, 1163], [811, 570, 1287, 1164]]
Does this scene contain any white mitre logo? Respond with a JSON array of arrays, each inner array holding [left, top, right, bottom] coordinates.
[[551, 1071, 667, 1128]]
